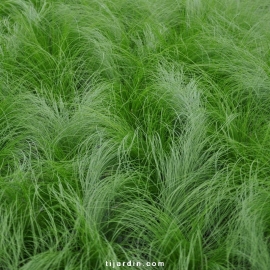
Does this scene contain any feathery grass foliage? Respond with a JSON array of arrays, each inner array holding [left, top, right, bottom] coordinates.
[[1, 0, 270, 269]]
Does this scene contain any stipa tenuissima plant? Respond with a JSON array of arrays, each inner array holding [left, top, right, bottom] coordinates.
[[1, 0, 270, 269]]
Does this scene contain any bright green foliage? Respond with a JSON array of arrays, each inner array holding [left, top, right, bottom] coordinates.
[[1, 0, 270, 269]]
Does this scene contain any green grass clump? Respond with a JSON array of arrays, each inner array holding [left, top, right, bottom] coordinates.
[[1, 0, 270, 269]]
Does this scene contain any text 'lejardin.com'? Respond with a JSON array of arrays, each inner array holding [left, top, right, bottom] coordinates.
[[106, 261, 164, 268]]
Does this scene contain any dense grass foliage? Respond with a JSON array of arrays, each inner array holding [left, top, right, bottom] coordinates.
[[1, 0, 270, 269]]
